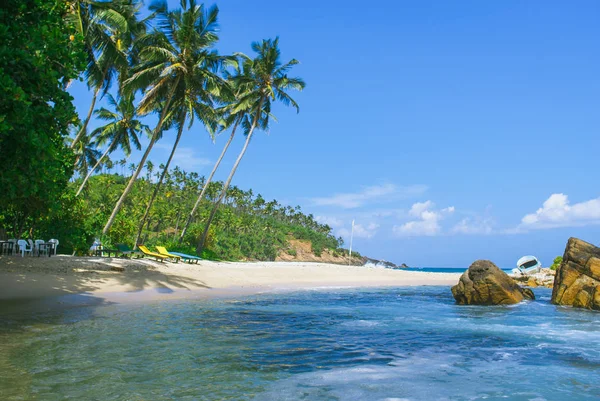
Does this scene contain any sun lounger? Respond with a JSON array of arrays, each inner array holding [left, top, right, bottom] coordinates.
[[94, 245, 120, 258], [116, 243, 143, 258], [168, 251, 202, 264], [138, 245, 168, 262], [155, 246, 181, 263]]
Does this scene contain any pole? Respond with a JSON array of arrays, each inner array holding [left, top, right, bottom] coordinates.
[[348, 219, 355, 266]]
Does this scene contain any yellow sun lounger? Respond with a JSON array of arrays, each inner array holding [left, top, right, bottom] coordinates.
[[155, 246, 181, 263], [138, 245, 168, 262]]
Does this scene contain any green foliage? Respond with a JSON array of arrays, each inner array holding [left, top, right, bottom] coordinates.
[[0, 0, 85, 237], [550, 256, 563, 270], [36, 192, 95, 255], [78, 167, 342, 261]]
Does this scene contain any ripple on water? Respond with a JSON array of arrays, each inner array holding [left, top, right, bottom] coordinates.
[[0, 287, 599, 400]]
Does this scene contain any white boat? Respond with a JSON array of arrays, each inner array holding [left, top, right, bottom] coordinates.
[[512, 255, 542, 275]]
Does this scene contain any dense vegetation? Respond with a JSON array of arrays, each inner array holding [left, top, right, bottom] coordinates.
[[0, 0, 348, 261], [76, 167, 343, 260], [0, 0, 84, 238]]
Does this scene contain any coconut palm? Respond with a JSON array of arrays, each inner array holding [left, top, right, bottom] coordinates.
[[197, 38, 305, 253], [178, 107, 240, 243], [178, 60, 273, 243], [75, 94, 149, 196], [69, 127, 102, 178], [102, 0, 226, 237], [68, 0, 147, 149]]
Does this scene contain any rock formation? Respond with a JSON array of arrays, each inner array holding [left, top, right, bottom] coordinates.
[[512, 268, 555, 288], [452, 260, 535, 305], [551, 237, 600, 311]]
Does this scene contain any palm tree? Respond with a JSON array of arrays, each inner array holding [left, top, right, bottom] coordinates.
[[69, 127, 102, 178], [178, 65, 248, 243], [68, 0, 146, 149], [119, 158, 127, 175], [197, 38, 305, 253], [102, 0, 226, 236], [75, 94, 149, 196], [145, 160, 154, 181], [178, 117, 239, 243]]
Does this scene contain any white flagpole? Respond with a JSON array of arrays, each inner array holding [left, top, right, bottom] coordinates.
[[348, 219, 355, 266]]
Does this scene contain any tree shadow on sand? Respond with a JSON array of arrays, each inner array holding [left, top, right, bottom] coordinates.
[[0, 255, 212, 318]]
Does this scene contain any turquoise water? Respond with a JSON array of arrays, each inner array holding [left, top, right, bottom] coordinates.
[[1, 287, 600, 400], [399, 267, 512, 273]]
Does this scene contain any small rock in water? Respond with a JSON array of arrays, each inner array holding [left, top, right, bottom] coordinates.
[[451, 260, 535, 305]]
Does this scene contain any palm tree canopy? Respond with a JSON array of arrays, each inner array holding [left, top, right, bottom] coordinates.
[[124, 0, 229, 136], [226, 37, 305, 135], [90, 94, 150, 156], [67, 0, 147, 94], [68, 127, 102, 175]]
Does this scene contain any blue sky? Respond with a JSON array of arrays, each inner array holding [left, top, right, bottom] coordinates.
[[69, 0, 600, 267]]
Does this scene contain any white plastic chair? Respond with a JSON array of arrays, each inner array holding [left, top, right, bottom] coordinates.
[[35, 240, 48, 256], [17, 240, 33, 257], [48, 239, 59, 255], [27, 239, 36, 256]]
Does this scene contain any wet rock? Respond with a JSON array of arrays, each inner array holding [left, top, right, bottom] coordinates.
[[452, 260, 535, 305], [551, 237, 600, 311]]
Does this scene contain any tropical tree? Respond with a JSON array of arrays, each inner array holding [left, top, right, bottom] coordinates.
[[102, 0, 225, 237], [70, 128, 102, 178], [197, 38, 305, 253], [76, 94, 149, 196], [178, 113, 239, 243], [68, 0, 145, 149]]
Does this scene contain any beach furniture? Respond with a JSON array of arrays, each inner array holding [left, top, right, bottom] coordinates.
[[138, 245, 168, 262], [0, 240, 15, 256], [168, 251, 201, 264], [8, 239, 16, 255], [48, 239, 59, 255], [155, 246, 181, 263], [17, 240, 33, 257], [94, 244, 120, 257], [35, 240, 49, 257], [116, 243, 143, 258]]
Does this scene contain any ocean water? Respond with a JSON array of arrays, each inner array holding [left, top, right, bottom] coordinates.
[[1, 287, 600, 400], [399, 267, 512, 273]]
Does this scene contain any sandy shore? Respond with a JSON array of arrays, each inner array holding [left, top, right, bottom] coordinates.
[[0, 255, 461, 304]]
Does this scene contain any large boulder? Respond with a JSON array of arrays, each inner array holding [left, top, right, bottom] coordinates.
[[551, 237, 600, 311], [452, 260, 535, 305]]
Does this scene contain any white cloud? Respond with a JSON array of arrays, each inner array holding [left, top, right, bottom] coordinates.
[[155, 144, 212, 171], [452, 217, 494, 235], [312, 184, 428, 209], [519, 193, 600, 230], [315, 215, 344, 228], [338, 223, 380, 239], [393, 201, 454, 237]]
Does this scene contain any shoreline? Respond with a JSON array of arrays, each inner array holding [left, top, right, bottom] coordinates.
[[0, 255, 462, 308]]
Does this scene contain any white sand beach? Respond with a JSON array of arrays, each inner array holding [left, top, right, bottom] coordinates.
[[0, 256, 461, 303]]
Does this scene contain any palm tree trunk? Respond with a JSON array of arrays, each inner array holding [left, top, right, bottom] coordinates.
[[197, 99, 264, 254], [75, 138, 117, 196], [133, 118, 185, 246], [102, 79, 180, 235], [71, 86, 100, 149], [178, 119, 239, 244]]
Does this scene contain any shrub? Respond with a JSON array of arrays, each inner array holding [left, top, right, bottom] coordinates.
[[550, 256, 563, 270]]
